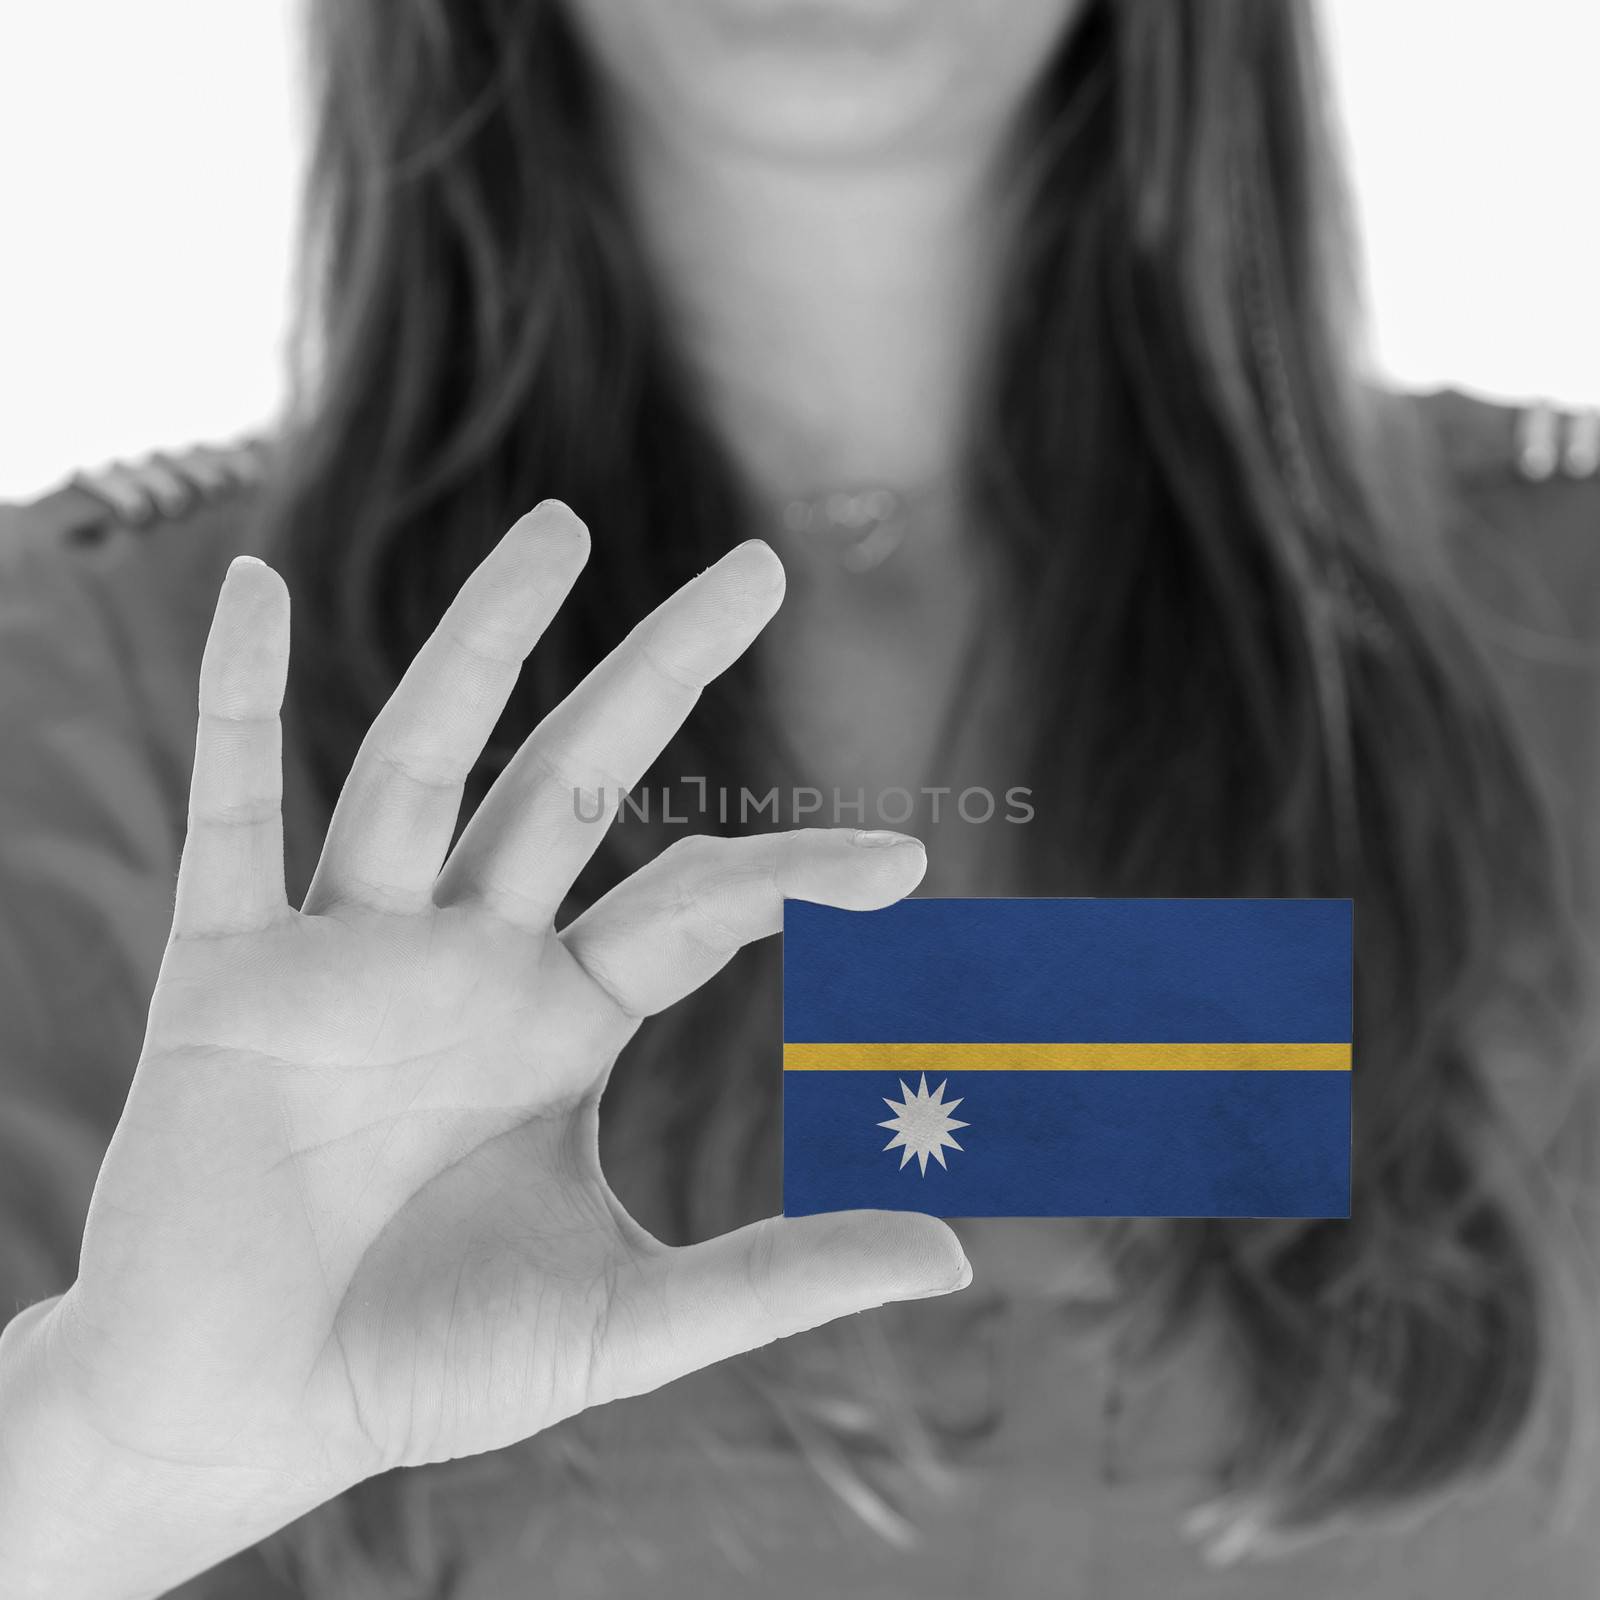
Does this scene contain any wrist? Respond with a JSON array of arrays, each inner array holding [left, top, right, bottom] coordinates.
[[0, 1294, 323, 1600]]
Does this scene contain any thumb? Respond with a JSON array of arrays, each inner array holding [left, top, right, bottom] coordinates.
[[592, 1212, 971, 1406]]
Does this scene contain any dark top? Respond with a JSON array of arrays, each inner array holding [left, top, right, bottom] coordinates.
[[0, 393, 1597, 1598]]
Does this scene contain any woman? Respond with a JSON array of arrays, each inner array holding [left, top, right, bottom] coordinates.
[[0, 0, 1596, 1594]]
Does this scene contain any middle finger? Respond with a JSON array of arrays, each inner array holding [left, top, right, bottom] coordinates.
[[434, 539, 784, 925]]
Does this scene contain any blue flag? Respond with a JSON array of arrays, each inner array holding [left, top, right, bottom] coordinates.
[[782, 898, 1352, 1218]]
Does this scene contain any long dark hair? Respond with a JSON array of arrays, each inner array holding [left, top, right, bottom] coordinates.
[[259, 0, 1592, 1583]]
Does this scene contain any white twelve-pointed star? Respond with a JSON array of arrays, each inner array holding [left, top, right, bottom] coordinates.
[[878, 1075, 970, 1175]]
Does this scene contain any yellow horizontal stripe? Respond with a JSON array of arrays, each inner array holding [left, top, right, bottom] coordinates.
[[782, 1042, 1350, 1073]]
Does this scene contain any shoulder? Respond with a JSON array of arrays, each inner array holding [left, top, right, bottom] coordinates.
[[0, 437, 276, 871], [1402, 385, 1600, 627], [1409, 385, 1600, 493], [1401, 387, 1600, 917], [0, 436, 329, 911], [0, 438, 272, 706], [0, 437, 269, 570]]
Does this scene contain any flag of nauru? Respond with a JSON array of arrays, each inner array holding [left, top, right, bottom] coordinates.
[[782, 898, 1352, 1219]]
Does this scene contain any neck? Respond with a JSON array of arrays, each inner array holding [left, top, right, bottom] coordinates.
[[611, 118, 1009, 508]]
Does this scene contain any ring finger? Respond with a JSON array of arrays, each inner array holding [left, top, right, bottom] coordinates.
[[301, 502, 589, 916]]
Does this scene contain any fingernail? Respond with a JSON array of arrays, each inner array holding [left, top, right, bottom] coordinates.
[[850, 830, 923, 850]]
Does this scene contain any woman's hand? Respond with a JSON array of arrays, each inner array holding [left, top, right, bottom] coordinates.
[[0, 503, 967, 1598]]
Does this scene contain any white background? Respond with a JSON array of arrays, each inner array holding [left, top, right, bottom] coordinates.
[[0, 1, 1596, 500]]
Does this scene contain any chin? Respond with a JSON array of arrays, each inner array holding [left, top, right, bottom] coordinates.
[[561, 0, 1084, 161]]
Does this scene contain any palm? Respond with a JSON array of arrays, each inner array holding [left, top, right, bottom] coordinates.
[[59, 507, 964, 1511], [83, 907, 637, 1482]]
